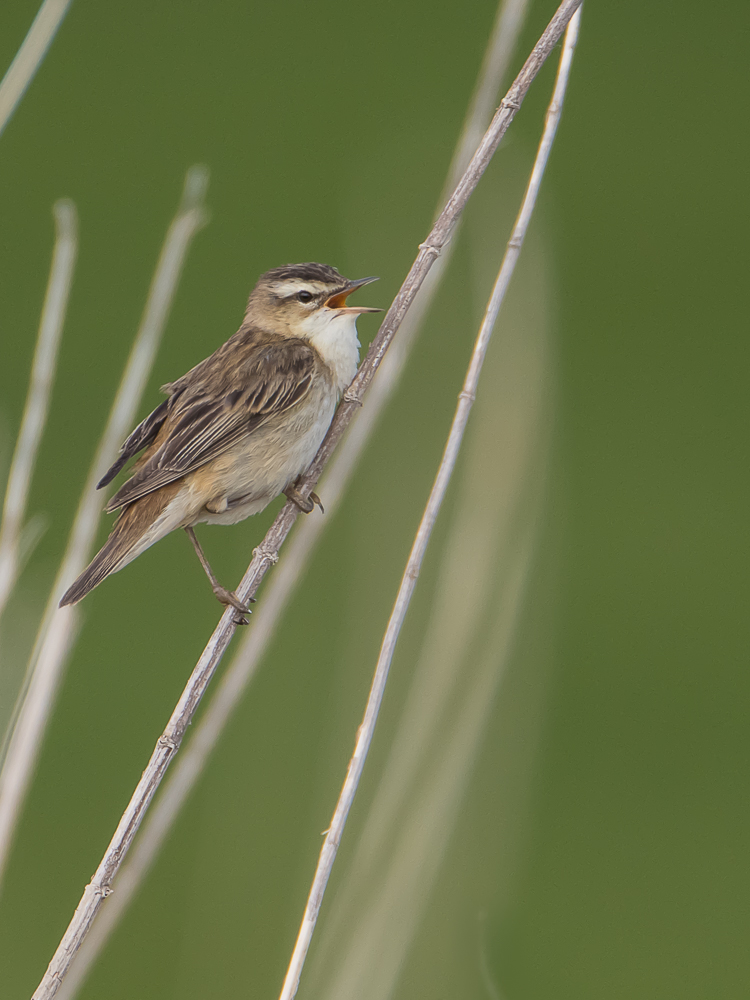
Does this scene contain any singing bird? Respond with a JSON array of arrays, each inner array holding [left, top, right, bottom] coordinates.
[[59, 263, 380, 618]]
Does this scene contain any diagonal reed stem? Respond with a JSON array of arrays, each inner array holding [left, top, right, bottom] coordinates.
[[0, 0, 74, 139], [0, 167, 209, 896], [53, 3, 533, 995], [277, 10, 582, 999], [0, 199, 78, 626], [31, 3, 582, 996]]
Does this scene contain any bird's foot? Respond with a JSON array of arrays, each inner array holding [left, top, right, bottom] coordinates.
[[310, 491, 324, 514], [213, 585, 254, 624], [284, 485, 315, 514]]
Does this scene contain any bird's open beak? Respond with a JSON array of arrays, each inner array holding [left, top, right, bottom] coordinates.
[[325, 275, 382, 314]]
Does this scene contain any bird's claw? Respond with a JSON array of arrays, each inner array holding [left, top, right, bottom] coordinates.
[[284, 484, 324, 515], [213, 585, 253, 618], [284, 485, 314, 514]]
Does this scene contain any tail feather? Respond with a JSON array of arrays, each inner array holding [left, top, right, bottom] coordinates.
[[59, 482, 188, 607], [58, 534, 131, 607]]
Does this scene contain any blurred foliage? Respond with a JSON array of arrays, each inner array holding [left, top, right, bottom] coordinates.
[[0, 1, 749, 998]]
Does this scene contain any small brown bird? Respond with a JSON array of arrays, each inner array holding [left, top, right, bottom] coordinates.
[[59, 263, 379, 617]]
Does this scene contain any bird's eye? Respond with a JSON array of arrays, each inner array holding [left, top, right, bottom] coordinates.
[[297, 290, 313, 303]]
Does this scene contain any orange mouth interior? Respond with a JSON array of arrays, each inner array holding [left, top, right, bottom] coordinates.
[[325, 289, 352, 309]]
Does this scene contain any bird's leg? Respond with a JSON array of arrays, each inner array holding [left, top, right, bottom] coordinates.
[[184, 526, 254, 623], [283, 480, 324, 514]]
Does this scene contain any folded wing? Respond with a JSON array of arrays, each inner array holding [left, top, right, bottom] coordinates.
[[105, 335, 317, 512], [97, 398, 173, 490]]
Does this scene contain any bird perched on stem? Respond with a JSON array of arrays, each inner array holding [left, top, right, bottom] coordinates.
[[59, 263, 380, 620]]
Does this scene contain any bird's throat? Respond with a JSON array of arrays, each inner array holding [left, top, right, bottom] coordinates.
[[302, 311, 361, 392]]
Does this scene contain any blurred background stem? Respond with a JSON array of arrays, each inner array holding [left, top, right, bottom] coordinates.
[[0, 199, 77, 628], [0, 167, 209, 893], [0, 0, 73, 139]]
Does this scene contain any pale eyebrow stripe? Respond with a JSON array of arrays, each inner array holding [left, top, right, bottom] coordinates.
[[270, 280, 330, 298]]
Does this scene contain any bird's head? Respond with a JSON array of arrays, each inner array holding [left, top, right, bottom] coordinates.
[[244, 263, 380, 337]]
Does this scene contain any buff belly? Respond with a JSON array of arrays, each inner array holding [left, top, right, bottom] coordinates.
[[187, 387, 337, 527]]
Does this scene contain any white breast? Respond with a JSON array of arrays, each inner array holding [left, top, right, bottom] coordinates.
[[301, 310, 360, 392]]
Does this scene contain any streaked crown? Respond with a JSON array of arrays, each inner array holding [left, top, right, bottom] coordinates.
[[250, 262, 348, 307], [244, 262, 379, 331]]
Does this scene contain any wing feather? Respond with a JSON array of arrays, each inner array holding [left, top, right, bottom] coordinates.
[[105, 335, 316, 512], [96, 397, 173, 489]]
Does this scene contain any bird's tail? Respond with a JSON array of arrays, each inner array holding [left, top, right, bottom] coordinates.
[[59, 483, 187, 607], [58, 529, 131, 607]]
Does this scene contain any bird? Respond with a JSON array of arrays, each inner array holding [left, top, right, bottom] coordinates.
[[59, 262, 380, 619]]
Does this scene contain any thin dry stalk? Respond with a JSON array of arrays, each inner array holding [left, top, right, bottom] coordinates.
[[308, 255, 552, 998], [0, 200, 78, 624], [319, 540, 536, 1000], [447, 0, 530, 195], [31, 4, 581, 996], [0, 0, 74, 139], [0, 167, 209, 894], [53, 3, 533, 993], [277, 11, 581, 998]]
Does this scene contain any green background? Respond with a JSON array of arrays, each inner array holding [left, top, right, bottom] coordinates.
[[1, 1, 749, 997]]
